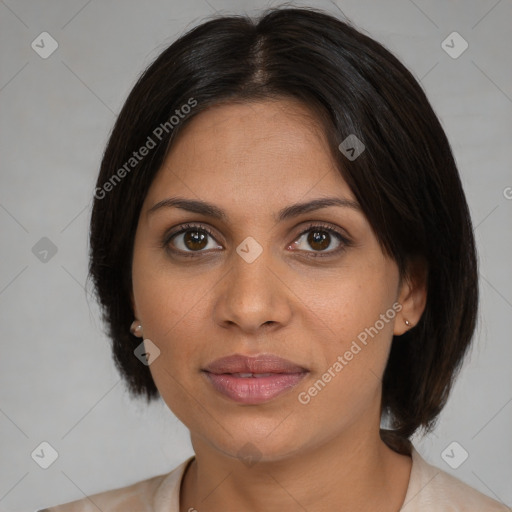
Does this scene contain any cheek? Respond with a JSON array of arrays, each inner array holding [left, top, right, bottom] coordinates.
[[135, 276, 208, 424], [132, 241, 193, 334], [131, 252, 215, 386], [133, 274, 203, 362], [295, 261, 397, 346], [295, 288, 396, 427], [294, 265, 397, 402]]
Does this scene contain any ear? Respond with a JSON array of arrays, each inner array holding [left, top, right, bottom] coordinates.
[[394, 256, 428, 336]]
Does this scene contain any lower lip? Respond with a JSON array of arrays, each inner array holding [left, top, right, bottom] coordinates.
[[203, 371, 308, 404]]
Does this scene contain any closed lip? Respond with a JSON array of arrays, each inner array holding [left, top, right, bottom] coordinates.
[[202, 353, 309, 375]]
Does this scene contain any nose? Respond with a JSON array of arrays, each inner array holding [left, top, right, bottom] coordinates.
[[213, 247, 293, 335]]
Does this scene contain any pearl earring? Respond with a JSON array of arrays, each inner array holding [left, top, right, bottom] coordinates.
[[404, 319, 411, 326], [130, 320, 143, 336]]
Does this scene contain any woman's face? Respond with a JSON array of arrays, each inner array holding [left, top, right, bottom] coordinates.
[[131, 98, 414, 462]]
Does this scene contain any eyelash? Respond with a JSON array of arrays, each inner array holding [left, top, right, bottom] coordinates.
[[162, 222, 352, 259]]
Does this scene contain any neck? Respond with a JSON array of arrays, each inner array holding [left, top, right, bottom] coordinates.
[[180, 423, 412, 511]]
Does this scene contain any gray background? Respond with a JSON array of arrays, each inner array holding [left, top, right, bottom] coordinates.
[[1, 0, 511, 510]]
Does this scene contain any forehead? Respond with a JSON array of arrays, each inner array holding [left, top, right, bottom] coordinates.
[[143, 99, 356, 215]]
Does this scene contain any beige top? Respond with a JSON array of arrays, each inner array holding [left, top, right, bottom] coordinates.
[[38, 447, 510, 511]]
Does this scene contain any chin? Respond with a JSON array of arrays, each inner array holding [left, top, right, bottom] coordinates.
[[204, 425, 308, 465]]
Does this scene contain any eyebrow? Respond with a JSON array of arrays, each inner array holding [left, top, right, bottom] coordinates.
[[147, 196, 361, 222]]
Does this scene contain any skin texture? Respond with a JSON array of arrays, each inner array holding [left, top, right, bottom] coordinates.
[[130, 98, 427, 511]]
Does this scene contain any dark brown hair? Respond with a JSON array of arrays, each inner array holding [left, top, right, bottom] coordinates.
[[88, 6, 478, 449]]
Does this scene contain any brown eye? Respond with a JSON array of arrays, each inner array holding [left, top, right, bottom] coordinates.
[[307, 230, 331, 251], [164, 223, 222, 256], [182, 229, 208, 251], [291, 223, 351, 257]]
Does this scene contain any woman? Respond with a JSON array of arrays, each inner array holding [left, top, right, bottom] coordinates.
[[40, 6, 509, 511]]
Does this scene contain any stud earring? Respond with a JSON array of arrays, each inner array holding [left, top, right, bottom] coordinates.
[[404, 319, 411, 326], [130, 320, 143, 336]]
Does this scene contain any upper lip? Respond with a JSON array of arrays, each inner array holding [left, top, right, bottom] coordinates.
[[203, 353, 309, 374]]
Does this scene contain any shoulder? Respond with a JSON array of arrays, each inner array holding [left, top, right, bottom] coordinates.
[[37, 456, 194, 512], [402, 447, 510, 511], [36, 474, 166, 512]]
